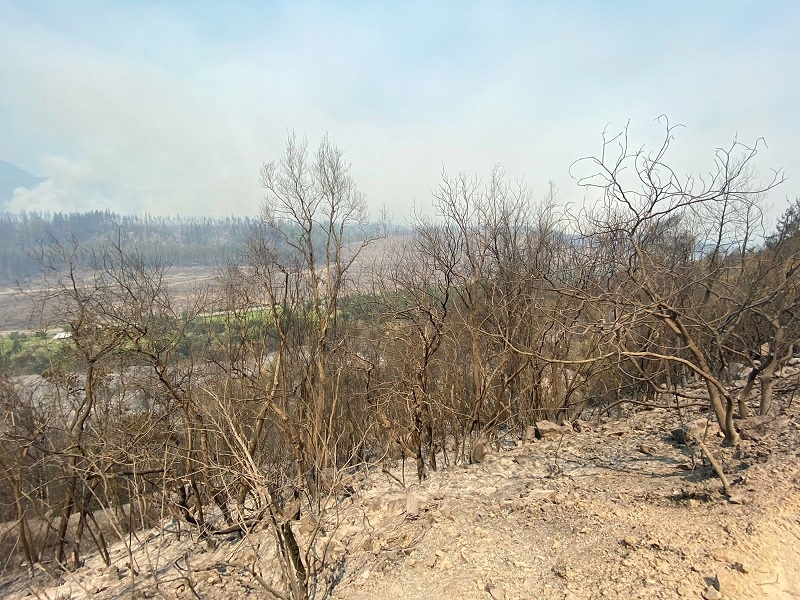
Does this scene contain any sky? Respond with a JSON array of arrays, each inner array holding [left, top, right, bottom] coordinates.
[[0, 0, 798, 221]]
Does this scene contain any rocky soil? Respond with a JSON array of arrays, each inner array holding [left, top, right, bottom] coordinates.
[[2, 380, 799, 599]]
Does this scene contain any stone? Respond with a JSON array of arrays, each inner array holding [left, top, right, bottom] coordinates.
[[500, 498, 524, 511], [733, 561, 751, 574], [163, 518, 180, 533], [536, 420, 572, 440], [638, 443, 657, 455], [513, 455, 537, 467], [622, 536, 639, 548], [471, 440, 487, 463], [554, 564, 571, 580], [676, 579, 695, 597], [361, 536, 376, 552], [672, 418, 719, 444], [709, 548, 736, 563], [405, 492, 421, 517], [715, 570, 743, 597], [299, 514, 317, 535]]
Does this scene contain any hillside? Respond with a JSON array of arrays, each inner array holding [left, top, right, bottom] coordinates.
[[0, 160, 44, 210], [1, 376, 798, 599]]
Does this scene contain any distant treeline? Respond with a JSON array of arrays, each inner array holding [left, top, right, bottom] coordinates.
[[0, 210, 398, 284], [0, 210, 250, 283]]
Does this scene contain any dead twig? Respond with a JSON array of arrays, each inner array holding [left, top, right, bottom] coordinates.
[[695, 438, 731, 497]]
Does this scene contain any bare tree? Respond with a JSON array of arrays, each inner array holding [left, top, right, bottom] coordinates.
[[568, 117, 784, 442]]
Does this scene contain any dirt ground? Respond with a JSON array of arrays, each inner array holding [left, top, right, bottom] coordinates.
[[1, 376, 799, 599], [0, 265, 218, 335]]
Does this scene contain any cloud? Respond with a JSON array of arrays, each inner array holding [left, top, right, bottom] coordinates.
[[0, 1, 798, 221]]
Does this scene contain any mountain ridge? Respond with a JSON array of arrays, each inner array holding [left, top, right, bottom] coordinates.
[[0, 159, 45, 210]]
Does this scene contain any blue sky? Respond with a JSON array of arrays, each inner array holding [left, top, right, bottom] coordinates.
[[0, 1, 798, 219]]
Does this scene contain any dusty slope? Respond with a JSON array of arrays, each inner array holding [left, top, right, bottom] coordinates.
[[2, 387, 799, 600], [333, 409, 800, 600]]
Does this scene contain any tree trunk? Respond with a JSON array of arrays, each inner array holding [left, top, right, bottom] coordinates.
[[760, 338, 781, 415], [760, 370, 776, 416]]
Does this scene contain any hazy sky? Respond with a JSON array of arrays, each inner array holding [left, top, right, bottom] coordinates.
[[1, 1, 798, 220]]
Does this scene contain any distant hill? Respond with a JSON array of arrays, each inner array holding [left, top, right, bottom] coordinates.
[[0, 160, 45, 210]]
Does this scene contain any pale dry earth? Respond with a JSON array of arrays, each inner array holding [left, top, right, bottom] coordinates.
[[0, 266, 218, 334], [0, 234, 403, 335], [1, 379, 799, 599]]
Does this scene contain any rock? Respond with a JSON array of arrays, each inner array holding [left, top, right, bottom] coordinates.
[[554, 564, 572, 580], [471, 440, 487, 463], [369, 496, 384, 513], [361, 536, 376, 551], [638, 443, 657, 455], [672, 418, 718, 444], [503, 497, 528, 512], [715, 570, 743, 597], [676, 579, 695, 598], [299, 514, 317, 535], [728, 362, 747, 378], [536, 420, 572, 440], [527, 488, 557, 502], [573, 419, 592, 432], [622, 536, 639, 548], [513, 455, 537, 467], [405, 492, 421, 517], [671, 426, 691, 445], [709, 548, 736, 564], [733, 561, 751, 574], [163, 518, 180, 533]]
